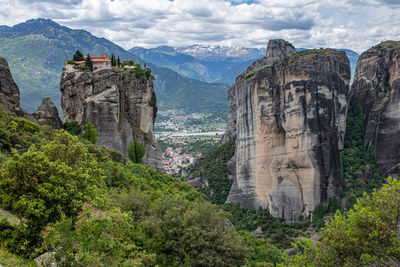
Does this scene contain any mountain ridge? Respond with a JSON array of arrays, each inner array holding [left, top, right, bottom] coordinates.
[[0, 18, 228, 118]]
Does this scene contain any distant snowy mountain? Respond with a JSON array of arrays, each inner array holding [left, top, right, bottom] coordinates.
[[176, 44, 266, 61], [130, 44, 359, 86], [129, 44, 265, 84]]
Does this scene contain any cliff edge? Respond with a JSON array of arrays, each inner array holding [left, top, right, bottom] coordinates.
[[0, 56, 36, 121], [350, 41, 400, 178], [224, 40, 350, 222], [60, 64, 162, 170]]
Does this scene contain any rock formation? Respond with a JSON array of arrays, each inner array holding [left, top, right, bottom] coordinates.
[[60, 65, 162, 171], [350, 41, 400, 178], [224, 40, 350, 222], [33, 97, 62, 129], [0, 56, 36, 121]]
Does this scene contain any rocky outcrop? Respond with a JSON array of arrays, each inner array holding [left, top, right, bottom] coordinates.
[[350, 41, 400, 178], [224, 40, 350, 222], [60, 65, 162, 170], [33, 97, 62, 129], [0, 57, 36, 121]]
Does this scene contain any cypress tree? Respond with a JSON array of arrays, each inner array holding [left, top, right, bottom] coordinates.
[[85, 54, 93, 71], [111, 53, 115, 67]]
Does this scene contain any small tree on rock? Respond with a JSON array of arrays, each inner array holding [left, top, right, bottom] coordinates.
[[85, 54, 93, 71], [73, 50, 84, 61]]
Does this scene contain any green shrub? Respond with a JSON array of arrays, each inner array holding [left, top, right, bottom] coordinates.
[[42, 203, 155, 266], [82, 123, 98, 144], [285, 177, 400, 266], [63, 121, 81, 135], [0, 131, 108, 254], [127, 141, 145, 163], [239, 231, 282, 266], [311, 204, 326, 229]]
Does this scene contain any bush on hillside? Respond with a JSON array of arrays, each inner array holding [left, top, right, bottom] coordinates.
[[0, 131, 108, 254], [82, 123, 98, 144], [285, 177, 400, 266], [127, 141, 145, 163], [42, 203, 154, 266]]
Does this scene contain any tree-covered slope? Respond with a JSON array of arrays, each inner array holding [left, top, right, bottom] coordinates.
[[0, 18, 228, 118], [0, 105, 281, 266]]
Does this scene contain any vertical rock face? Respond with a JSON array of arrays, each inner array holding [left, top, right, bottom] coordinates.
[[0, 57, 20, 112], [350, 41, 400, 178], [33, 97, 62, 129], [224, 40, 350, 222], [0, 57, 36, 121], [60, 65, 162, 170]]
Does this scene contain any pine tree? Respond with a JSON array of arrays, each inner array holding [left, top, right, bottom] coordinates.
[[73, 50, 84, 61], [117, 56, 120, 68]]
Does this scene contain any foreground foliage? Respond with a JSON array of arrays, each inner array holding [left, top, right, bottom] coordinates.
[[43, 203, 154, 266], [0, 131, 108, 255], [0, 107, 281, 266], [285, 177, 400, 266]]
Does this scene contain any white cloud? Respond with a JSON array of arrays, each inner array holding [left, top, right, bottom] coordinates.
[[0, 0, 398, 53]]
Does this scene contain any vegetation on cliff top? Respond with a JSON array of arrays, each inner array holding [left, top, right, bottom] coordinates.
[[289, 48, 346, 64]]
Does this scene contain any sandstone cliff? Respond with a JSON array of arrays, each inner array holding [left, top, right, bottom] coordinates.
[[350, 41, 400, 178], [0, 57, 36, 121], [33, 97, 62, 129], [60, 65, 162, 170], [224, 40, 350, 222]]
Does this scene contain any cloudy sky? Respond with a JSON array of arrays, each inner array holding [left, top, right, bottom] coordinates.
[[0, 0, 399, 53]]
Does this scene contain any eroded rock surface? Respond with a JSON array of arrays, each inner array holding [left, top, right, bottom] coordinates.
[[33, 97, 62, 129], [61, 65, 162, 170], [224, 40, 350, 221], [0, 57, 36, 121], [350, 41, 400, 178]]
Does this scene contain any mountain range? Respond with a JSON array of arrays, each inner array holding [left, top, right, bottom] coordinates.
[[0, 19, 228, 117], [0, 18, 360, 119], [131, 46, 360, 86], [129, 45, 265, 84]]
